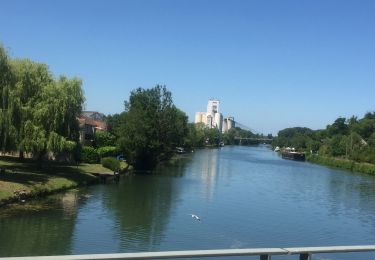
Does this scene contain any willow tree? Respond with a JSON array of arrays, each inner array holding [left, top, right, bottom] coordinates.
[[20, 75, 85, 162], [0, 46, 15, 152], [10, 59, 53, 158], [0, 43, 85, 164]]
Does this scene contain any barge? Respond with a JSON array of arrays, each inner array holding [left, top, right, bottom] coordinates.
[[281, 151, 305, 161]]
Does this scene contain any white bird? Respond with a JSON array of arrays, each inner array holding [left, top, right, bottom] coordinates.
[[190, 214, 201, 221]]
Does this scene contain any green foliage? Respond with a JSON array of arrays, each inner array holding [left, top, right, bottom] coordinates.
[[327, 117, 348, 136], [80, 146, 99, 163], [0, 44, 84, 162], [184, 123, 206, 147], [274, 112, 375, 166], [118, 85, 188, 169], [97, 146, 119, 158], [101, 157, 121, 171], [106, 113, 125, 136], [222, 127, 264, 145], [64, 141, 77, 152], [0, 45, 16, 152], [307, 155, 375, 175], [272, 127, 315, 150], [94, 131, 116, 147]]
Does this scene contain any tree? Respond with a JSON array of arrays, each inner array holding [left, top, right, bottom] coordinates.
[[118, 85, 188, 170], [94, 131, 117, 147], [10, 59, 53, 159], [106, 113, 125, 137], [0, 43, 84, 164], [0, 45, 16, 152], [327, 117, 348, 136]]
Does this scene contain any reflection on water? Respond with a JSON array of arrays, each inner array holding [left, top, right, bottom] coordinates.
[[1, 146, 375, 259], [0, 190, 83, 256]]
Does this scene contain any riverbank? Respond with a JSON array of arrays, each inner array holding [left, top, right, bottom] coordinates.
[[0, 157, 119, 206], [307, 155, 375, 175]]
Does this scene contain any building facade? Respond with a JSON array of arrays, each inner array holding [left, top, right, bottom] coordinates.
[[195, 99, 234, 133]]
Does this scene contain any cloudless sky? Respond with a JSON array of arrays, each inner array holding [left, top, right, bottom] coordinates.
[[1, 0, 374, 134]]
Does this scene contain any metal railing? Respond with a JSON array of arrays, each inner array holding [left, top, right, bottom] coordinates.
[[2, 245, 375, 260]]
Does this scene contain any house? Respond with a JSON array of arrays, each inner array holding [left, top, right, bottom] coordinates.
[[78, 111, 107, 145]]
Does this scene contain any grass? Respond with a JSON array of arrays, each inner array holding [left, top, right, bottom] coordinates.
[[307, 155, 375, 175], [0, 156, 118, 205]]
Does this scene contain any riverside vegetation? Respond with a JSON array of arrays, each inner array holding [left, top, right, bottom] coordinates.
[[0, 43, 254, 204], [0, 44, 126, 205], [272, 114, 375, 175], [3, 40, 374, 205]]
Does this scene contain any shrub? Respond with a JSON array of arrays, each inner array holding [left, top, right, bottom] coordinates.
[[81, 146, 100, 163], [101, 157, 120, 171], [95, 131, 116, 147], [97, 146, 120, 158]]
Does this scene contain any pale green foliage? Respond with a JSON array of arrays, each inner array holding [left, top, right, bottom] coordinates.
[[0, 45, 15, 151], [97, 146, 119, 158], [21, 121, 46, 153], [0, 44, 84, 160], [64, 141, 77, 152], [47, 132, 66, 152]]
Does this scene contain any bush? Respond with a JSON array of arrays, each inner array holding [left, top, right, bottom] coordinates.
[[95, 131, 116, 147], [81, 146, 100, 163], [101, 157, 120, 171], [97, 146, 120, 158]]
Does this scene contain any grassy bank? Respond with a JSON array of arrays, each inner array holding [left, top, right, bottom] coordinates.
[[307, 155, 375, 175], [0, 157, 116, 206]]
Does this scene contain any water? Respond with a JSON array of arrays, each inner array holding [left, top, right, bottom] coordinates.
[[1, 146, 375, 259]]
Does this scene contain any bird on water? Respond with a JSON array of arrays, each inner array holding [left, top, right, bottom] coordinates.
[[190, 214, 201, 221]]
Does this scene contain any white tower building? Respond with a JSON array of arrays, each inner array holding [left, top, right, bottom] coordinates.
[[195, 99, 225, 133]]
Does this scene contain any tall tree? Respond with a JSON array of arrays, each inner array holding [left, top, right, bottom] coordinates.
[[118, 85, 188, 170], [0, 46, 15, 152]]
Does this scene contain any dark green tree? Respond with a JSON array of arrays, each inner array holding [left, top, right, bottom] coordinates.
[[118, 85, 188, 170]]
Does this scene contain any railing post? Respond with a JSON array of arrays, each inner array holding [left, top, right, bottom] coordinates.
[[299, 253, 311, 260], [260, 254, 271, 260]]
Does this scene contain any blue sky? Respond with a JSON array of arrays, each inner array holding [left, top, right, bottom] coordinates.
[[1, 0, 374, 134]]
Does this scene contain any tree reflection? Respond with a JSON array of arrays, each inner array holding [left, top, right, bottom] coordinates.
[[103, 158, 188, 252], [0, 191, 81, 257]]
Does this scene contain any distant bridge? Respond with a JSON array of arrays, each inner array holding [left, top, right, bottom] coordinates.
[[230, 120, 273, 144], [233, 120, 261, 134], [234, 137, 273, 145], [234, 137, 273, 142]]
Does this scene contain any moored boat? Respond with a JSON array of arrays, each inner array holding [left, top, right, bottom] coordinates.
[[281, 151, 305, 161]]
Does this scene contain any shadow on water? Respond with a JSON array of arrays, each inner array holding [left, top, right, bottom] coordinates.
[[99, 155, 192, 252], [0, 189, 91, 257]]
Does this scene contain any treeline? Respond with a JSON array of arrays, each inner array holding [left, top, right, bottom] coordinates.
[[272, 113, 375, 164], [0, 43, 266, 171], [0, 45, 84, 163], [105, 86, 230, 169]]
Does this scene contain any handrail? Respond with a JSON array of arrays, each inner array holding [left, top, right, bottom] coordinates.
[[1, 245, 375, 260]]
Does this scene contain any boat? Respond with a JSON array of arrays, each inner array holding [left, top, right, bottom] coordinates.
[[274, 146, 280, 152], [175, 147, 186, 154], [281, 150, 305, 161]]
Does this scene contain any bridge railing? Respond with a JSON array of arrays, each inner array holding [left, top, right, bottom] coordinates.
[[2, 245, 375, 260]]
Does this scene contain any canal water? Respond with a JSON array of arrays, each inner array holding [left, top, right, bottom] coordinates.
[[1, 146, 375, 259]]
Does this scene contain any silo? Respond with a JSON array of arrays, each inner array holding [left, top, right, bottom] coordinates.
[[215, 113, 223, 132], [195, 112, 203, 124], [227, 117, 235, 130], [222, 118, 228, 133], [207, 115, 213, 128]]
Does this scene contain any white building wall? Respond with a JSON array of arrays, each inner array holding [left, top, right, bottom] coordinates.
[[215, 113, 223, 133]]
